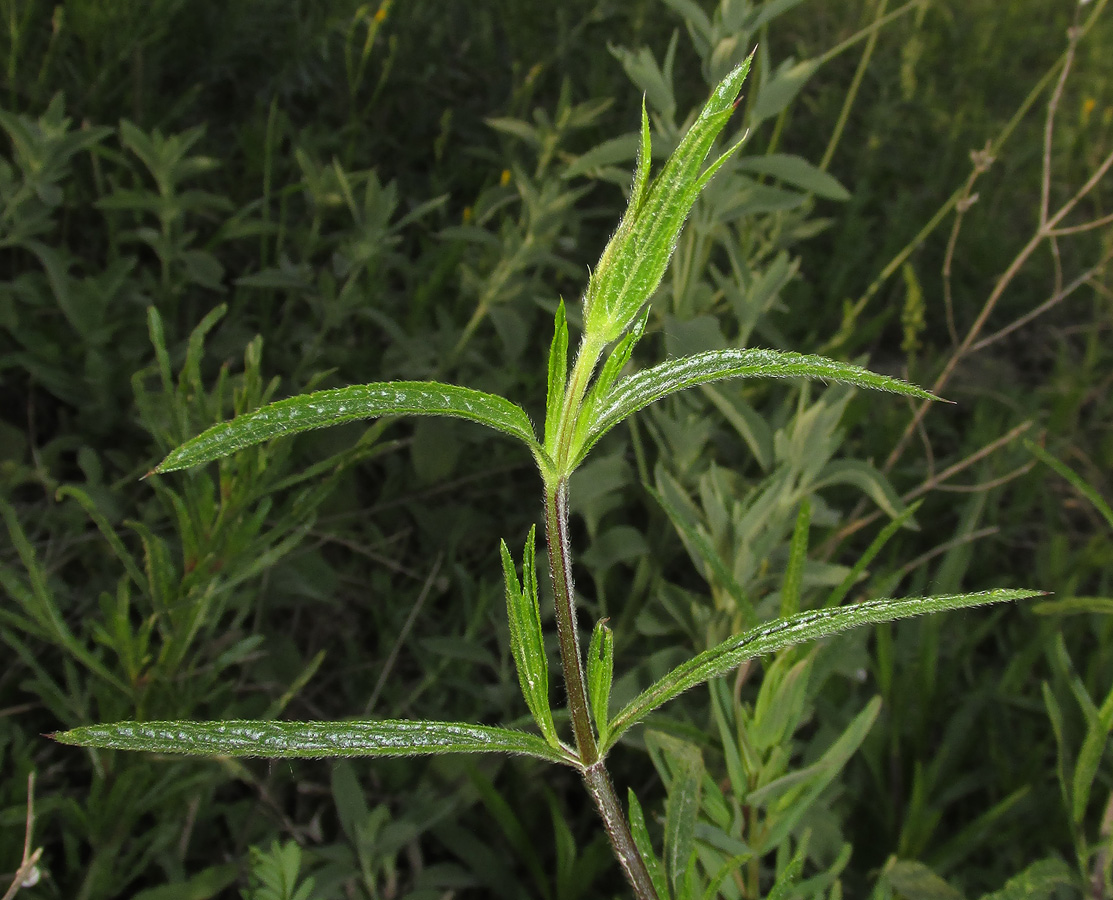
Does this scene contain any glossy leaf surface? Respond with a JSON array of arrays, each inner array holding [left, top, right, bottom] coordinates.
[[602, 589, 1038, 751], [54, 719, 574, 764], [501, 528, 559, 746], [582, 58, 752, 343], [583, 348, 935, 460], [153, 381, 541, 473]]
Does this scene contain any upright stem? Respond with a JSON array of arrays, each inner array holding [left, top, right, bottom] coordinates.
[[543, 476, 597, 765], [541, 333, 658, 899], [543, 475, 659, 900], [584, 762, 661, 900]]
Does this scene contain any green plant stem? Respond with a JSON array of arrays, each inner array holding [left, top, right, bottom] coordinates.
[[543, 331, 660, 896], [584, 761, 660, 900], [820, 0, 888, 172], [543, 476, 597, 764]]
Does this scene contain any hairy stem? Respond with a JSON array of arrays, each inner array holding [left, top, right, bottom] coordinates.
[[543, 477, 659, 899], [544, 477, 597, 764], [584, 762, 660, 900]]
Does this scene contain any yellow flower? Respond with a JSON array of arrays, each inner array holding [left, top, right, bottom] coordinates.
[[462, 206, 473, 224], [1082, 96, 1097, 125], [500, 169, 511, 187]]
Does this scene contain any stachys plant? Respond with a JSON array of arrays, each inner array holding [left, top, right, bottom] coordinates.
[[55, 56, 1034, 899]]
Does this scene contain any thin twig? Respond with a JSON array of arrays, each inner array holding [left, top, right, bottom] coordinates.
[[1050, 210, 1113, 236], [895, 526, 999, 579], [1, 774, 42, 900], [942, 146, 994, 346], [1040, 25, 1077, 227], [970, 249, 1113, 353], [930, 459, 1037, 493], [825, 420, 1033, 549]]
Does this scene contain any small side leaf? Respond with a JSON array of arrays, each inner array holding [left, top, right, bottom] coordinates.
[[52, 719, 574, 765], [780, 498, 810, 618], [152, 381, 542, 474], [602, 589, 1038, 750], [569, 307, 650, 465], [586, 619, 614, 742], [501, 528, 559, 747], [544, 301, 569, 457], [586, 348, 937, 456], [628, 789, 670, 900]]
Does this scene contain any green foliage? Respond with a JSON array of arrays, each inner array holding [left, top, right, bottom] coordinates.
[[3, 0, 1109, 897]]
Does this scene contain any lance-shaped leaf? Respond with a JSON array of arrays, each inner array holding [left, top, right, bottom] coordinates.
[[543, 301, 569, 458], [52, 718, 575, 765], [501, 527, 559, 747], [580, 348, 936, 464], [628, 789, 670, 900], [582, 56, 752, 344], [601, 589, 1039, 752], [151, 381, 543, 474], [586, 618, 614, 742]]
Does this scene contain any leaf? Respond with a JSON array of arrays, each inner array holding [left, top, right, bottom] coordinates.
[[884, 860, 963, 900], [52, 719, 575, 765], [586, 619, 614, 742], [582, 58, 752, 343], [1025, 438, 1113, 529], [752, 698, 880, 852], [780, 499, 810, 617], [544, 302, 569, 458], [628, 789, 670, 900], [979, 858, 1073, 900], [647, 479, 752, 626], [602, 590, 1038, 749], [562, 132, 641, 180], [501, 528, 559, 747], [129, 863, 240, 900], [583, 348, 936, 461], [765, 842, 806, 900], [813, 458, 910, 520], [661, 739, 703, 897], [750, 58, 818, 125], [736, 153, 849, 200], [152, 381, 542, 474]]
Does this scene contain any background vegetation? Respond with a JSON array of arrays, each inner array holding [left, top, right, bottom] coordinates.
[[1, 0, 1110, 897]]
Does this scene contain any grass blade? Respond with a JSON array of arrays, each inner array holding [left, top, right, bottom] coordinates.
[[52, 719, 575, 765], [152, 381, 542, 474], [603, 589, 1039, 750], [586, 348, 937, 454]]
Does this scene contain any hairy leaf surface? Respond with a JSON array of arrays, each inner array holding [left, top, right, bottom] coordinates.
[[153, 382, 540, 473], [584, 349, 935, 458], [603, 589, 1038, 750], [54, 719, 575, 764]]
